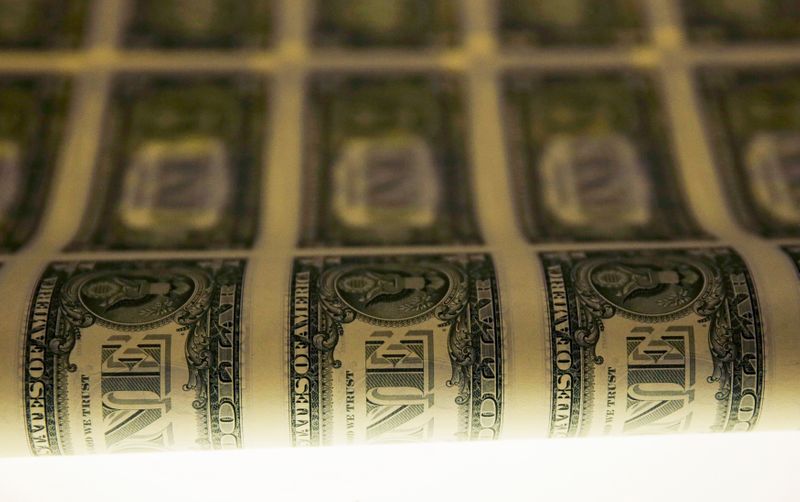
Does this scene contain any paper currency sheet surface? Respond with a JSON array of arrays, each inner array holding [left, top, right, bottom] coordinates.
[[1, 0, 800, 456]]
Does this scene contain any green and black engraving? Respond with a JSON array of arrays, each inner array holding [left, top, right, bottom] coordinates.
[[0, 0, 88, 49], [123, 0, 273, 48], [289, 254, 502, 445], [301, 73, 480, 247], [24, 259, 245, 455], [499, 0, 645, 47], [541, 248, 763, 437], [0, 75, 70, 252], [312, 0, 459, 48], [681, 0, 800, 43], [503, 71, 704, 242], [69, 74, 267, 250], [698, 67, 800, 237]]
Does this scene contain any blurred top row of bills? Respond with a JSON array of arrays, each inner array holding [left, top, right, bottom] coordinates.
[[6, 66, 800, 251], [1, 0, 799, 50]]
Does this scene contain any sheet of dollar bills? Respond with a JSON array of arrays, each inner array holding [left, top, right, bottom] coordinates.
[[1, 0, 800, 456]]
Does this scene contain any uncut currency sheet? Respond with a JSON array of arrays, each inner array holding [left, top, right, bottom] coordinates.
[[1, 0, 800, 456]]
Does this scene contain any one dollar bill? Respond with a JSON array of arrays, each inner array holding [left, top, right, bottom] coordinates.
[[311, 0, 459, 48], [681, 0, 800, 43], [0, 0, 89, 49], [503, 71, 704, 242], [541, 247, 763, 437], [24, 259, 246, 455], [0, 75, 71, 252], [499, 0, 646, 47], [69, 74, 267, 251], [698, 67, 800, 237], [123, 0, 273, 48], [301, 73, 481, 247], [289, 254, 502, 445]]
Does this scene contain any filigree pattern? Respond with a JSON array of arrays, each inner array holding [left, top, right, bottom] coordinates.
[[571, 286, 615, 365], [446, 312, 473, 405], [435, 274, 468, 322], [51, 291, 96, 372], [53, 265, 216, 405], [317, 277, 356, 368], [177, 285, 214, 408], [316, 260, 472, 405], [694, 271, 734, 400], [572, 255, 734, 401], [313, 314, 346, 368]]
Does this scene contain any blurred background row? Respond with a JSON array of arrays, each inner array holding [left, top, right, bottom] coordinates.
[[5, 66, 800, 251], [2, 0, 800, 256], [1, 0, 799, 50]]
